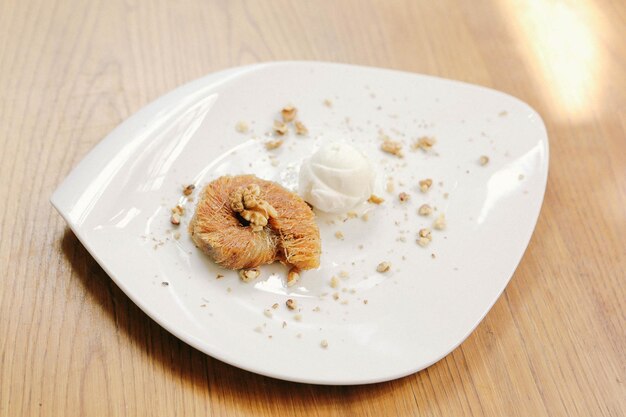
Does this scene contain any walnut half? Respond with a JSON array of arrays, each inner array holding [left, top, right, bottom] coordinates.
[[230, 184, 278, 232]]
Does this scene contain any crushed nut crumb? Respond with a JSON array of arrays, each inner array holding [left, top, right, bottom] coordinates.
[[339, 270, 349, 279], [265, 139, 284, 150], [170, 213, 181, 225], [398, 192, 410, 202], [376, 261, 391, 273], [418, 204, 433, 216], [173, 231, 181, 240], [239, 268, 261, 282], [281, 105, 297, 122], [334, 231, 344, 240], [368, 194, 385, 204], [381, 137, 404, 157], [294, 120, 308, 135], [419, 178, 433, 193], [330, 276, 339, 289], [323, 99, 333, 107], [287, 268, 300, 287], [273, 120, 288, 135], [417, 228, 432, 247], [286, 299, 297, 310], [479, 155, 490, 166], [411, 136, 436, 152], [272, 303, 279, 309], [332, 292, 340, 300], [216, 274, 224, 279], [183, 184, 195, 196], [263, 309, 273, 318], [433, 213, 446, 230], [294, 314, 302, 321], [235, 121, 249, 133], [386, 179, 395, 193], [346, 211, 358, 219], [320, 339, 328, 348]]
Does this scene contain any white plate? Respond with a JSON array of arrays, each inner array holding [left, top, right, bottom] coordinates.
[[51, 62, 548, 385]]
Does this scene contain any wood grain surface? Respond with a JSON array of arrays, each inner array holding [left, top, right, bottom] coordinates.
[[1, 0, 625, 416]]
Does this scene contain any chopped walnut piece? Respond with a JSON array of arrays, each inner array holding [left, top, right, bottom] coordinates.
[[398, 192, 410, 202], [376, 261, 391, 273], [287, 268, 300, 287], [273, 120, 288, 135], [418, 204, 433, 216], [230, 184, 278, 232], [294, 120, 308, 135], [381, 138, 403, 157], [479, 155, 490, 166], [239, 268, 261, 282], [286, 299, 297, 310], [281, 105, 297, 122], [334, 231, 344, 240], [411, 136, 436, 152], [368, 194, 385, 204], [419, 179, 433, 193], [433, 213, 446, 230], [235, 121, 249, 133], [183, 184, 195, 196], [417, 228, 432, 247], [265, 139, 283, 150]]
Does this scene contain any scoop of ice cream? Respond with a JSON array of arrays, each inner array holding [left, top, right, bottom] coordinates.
[[298, 142, 375, 213]]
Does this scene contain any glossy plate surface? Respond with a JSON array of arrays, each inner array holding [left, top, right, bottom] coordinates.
[[51, 62, 548, 384]]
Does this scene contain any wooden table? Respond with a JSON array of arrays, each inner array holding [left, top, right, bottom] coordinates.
[[1, 1, 624, 415]]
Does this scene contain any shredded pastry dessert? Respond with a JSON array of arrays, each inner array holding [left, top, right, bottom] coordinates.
[[189, 175, 321, 271]]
